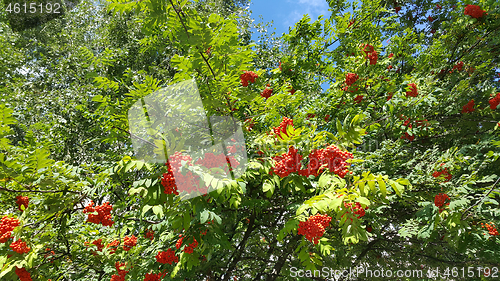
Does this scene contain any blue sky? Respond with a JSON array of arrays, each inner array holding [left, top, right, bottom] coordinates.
[[249, 0, 332, 38]]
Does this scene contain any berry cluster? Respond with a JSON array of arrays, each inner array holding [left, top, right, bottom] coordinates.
[[354, 95, 364, 104], [452, 61, 464, 72], [176, 235, 199, 254], [83, 201, 114, 226], [462, 99, 475, 114], [432, 163, 452, 182], [273, 117, 294, 140], [297, 214, 332, 244], [144, 229, 155, 241], [240, 71, 258, 87], [489, 93, 500, 110], [15, 267, 32, 281], [195, 152, 240, 174], [481, 222, 499, 236], [107, 239, 120, 254], [361, 44, 378, 65], [110, 261, 129, 281], [345, 73, 359, 86], [401, 118, 415, 142], [156, 248, 179, 264], [406, 83, 418, 97], [16, 196, 29, 211], [123, 235, 137, 251], [299, 145, 353, 178], [261, 87, 273, 99], [144, 271, 167, 281], [271, 146, 303, 178], [344, 202, 367, 219], [0, 216, 20, 243], [10, 239, 30, 254], [434, 193, 450, 212], [464, 5, 486, 19], [161, 152, 202, 194]]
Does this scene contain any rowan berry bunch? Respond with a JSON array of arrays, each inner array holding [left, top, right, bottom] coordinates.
[[176, 235, 199, 254], [15, 267, 32, 281], [452, 61, 464, 72], [240, 71, 258, 87], [461, 99, 475, 114], [110, 261, 129, 281], [161, 152, 202, 194], [401, 118, 415, 141], [345, 73, 359, 86], [344, 202, 367, 219], [299, 145, 353, 178], [464, 4, 486, 19], [83, 201, 114, 226], [144, 229, 155, 241], [406, 83, 418, 97], [432, 163, 452, 182], [489, 93, 500, 110], [354, 95, 364, 104], [15, 196, 29, 211], [156, 248, 179, 264], [107, 239, 120, 254], [144, 271, 168, 281], [84, 239, 105, 255], [261, 87, 273, 99], [273, 117, 294, 140], [434, 193, 450, 213], [271, 146, 303, 178], [123, 235, 137, 251], [297, 214, 332, 244], [0, 216, 20, 243], [10, 239, 31, 254], [481, 222, 499, 236]]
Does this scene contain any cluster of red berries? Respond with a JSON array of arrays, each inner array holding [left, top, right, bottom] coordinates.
[[464, 4, 486, 19], [195, 152, 240, 174], [344, 202, 367, 219], [309, 145, 353, 178], [481, 222, 499, 236], [85, 239, 105, 255], [354, 95, 364, 104], [489, 93, 500, 110], [361, 44, 378, 65], [297, 214, 332, 244], [123, 235, 137, 251], [452, 61, 464, 72], [345, 73, 359, 86], [261, 87, 273, 99], [144, 229, 155, 241], [176, 234, 199, 254], [271, 146, 303, 178], [144, 271, 168, 281], [432, 163, 452, 182], [401, 118, 415, 142], [15, 267, 32, 281], [273, 117, 294, 140], [434, 193, 450, 213], [156, 248, 179, 264], [428, 16, 434, 22], [83, 201, 114, 226], [395, 6, 401, 13], [462, 99, 475, 113], [0, 216, 20, 243], [240, 71, 258, 87], [110, 261, 129, 281], [16, 196, 29, 211], [161, 152, 201, 194], [10, 239, 31, 254], [107, 239, 120, 254], [406, 83, 418, 97]]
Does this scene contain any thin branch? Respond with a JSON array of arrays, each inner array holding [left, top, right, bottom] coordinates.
[[461, 176, 500, 220]]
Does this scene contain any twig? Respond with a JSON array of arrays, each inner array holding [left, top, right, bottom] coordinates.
[[461, 176, 500, 220]]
